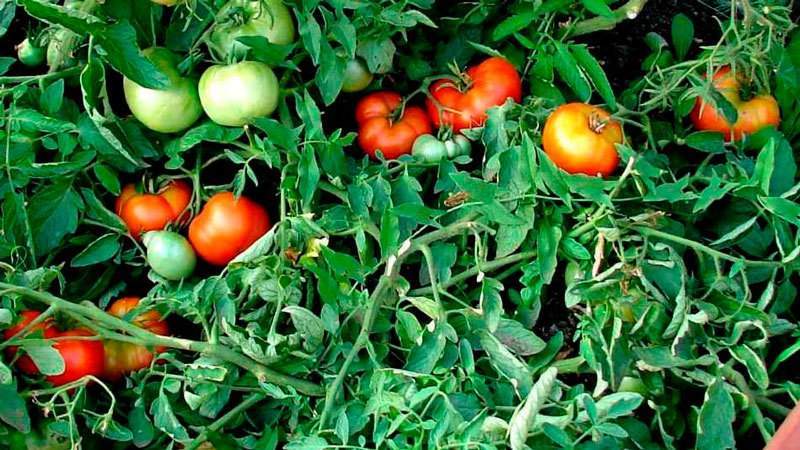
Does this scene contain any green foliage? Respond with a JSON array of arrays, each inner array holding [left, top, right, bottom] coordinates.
[[1, 0, 799, 449]]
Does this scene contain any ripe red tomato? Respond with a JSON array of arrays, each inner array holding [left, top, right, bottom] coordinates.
[[425, 57, 522, 132], [48, 329, 105, 386], [116, 180, 192, 239], [188, 192, 271, 265], [3, 310, 58, 375], [690, 66, 780, 141], [356, 91, 432, 159], [542, 103, 623, 177], [103, 297, 169, 380]]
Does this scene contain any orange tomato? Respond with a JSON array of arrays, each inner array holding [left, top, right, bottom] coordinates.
[[188, 192, 271, 265], [103, 297, 169, 380], [542, 102, 623, 177], [690, 66, 780, 141], [116, 180, 192, 239], [3, 310, 59, 375], [356, 91, 432, 159], [425, 57, 522, 131]]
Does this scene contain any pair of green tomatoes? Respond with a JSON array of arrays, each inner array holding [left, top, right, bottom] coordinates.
[[411, 134, 472, 163]]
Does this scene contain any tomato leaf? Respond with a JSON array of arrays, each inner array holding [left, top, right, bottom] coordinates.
[[580, 0, 614, 17], [553, 42, 591, 102], [71, 233, 120, 267], [0, 382, 30, 432], [671, 13, 694, 60], [570, 44, 616, 109]]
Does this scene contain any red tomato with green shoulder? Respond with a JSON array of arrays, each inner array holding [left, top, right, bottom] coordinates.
[[356, 91, 432, 159], [188, 192, 271, 265], [103, 297, 169, 380], [425, 57, 522, 132], [47, 329, 105, 386], [542, 102, 623, 177], [3, 310, 58, 375], [116, 180, 192, 239], [690, 66, 780, 141]]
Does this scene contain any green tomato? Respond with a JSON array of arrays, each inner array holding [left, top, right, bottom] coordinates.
[[341, 59, 373, 93], [618, 376, 648, 396], [444, 135, 471, 158], [143, 231, 196, 280], [199, 61, 279, 127], [16, 38, 45, 67], [209, 0, 295, 60], [122, 48, 203, 134], [412, 134, 447, 163]]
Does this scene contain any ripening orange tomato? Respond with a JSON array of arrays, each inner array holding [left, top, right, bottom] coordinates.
[[542, 103, 623, 177], [116, 180, 192, 239], [103, 297, 169, 380], [188, 192, 271, 265], [690, 66, 780, 141], [356, 91, 432, 160]]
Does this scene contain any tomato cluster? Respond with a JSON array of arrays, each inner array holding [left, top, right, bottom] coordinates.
[[354, 56, 522, 162], [3, 299, 170, 385]]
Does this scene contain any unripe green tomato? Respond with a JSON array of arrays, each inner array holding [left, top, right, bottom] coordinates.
[[16, 38, 45, 67], [209, 0, 295, 60], [123, 48, 203, 133], [199, 61, 279, 127], [412, 134, 447, 162], [618, 376, 648, 395], [445, 135, 471, 158], [143, 231, 196, 280], [341, 59, 373, 93]]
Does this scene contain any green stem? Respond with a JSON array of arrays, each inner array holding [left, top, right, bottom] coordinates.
[[0, 66, 82, 86], [185, 393, 266, 450], [408, 251, 536, 297], [633, 227, 782, 268], [566, 0, 650, 37], [0, 282, 324, 396]]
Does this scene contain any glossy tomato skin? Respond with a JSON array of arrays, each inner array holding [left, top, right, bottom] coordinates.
[[117, 180, 192, 239], [143, 231, 197, 280], [47, 329, 105, 386], [16, 38, 45, 67], [123, 48, 203, 133], [356, 91, 432, 159], [411, 134, 471, 162], [426, 57, 522, 132], [342, 59, 373, 93], [103, 297, 169, 381], [199, 61, 279, 127], [3, 310, 59, 375], [690, 66, 780, 141], [209, 0, 295, 60], [542, 103, 623, 177], [189, 192, 271, 266]]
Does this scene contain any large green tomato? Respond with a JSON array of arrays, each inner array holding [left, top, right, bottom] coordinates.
[[199, 61, 279, 127], [209, 0, 295, 60], [143, 231, 196, 280], [123, 48, 203, 133], [16, 38, 45, 67], [342, 59, 373, 93]]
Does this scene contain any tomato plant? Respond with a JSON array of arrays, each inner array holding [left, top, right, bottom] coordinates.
[[122, 48, 203, 133], [116, 180, 192, 239], [209, 0, 295, 60], [188, 192, 271, 265], [199, 61, 279, 126], [103, 297, 169, 380], [356, 91, 432, 159], [425, 57, 522, 131], [690, 66, 781, 141], [542, 102, 623, 177], [2, 0, 800, 448]]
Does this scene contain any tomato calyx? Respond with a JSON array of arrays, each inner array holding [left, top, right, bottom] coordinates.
[[587, 111, 610, 134]]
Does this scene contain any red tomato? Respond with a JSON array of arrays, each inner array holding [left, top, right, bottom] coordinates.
[[542, 102, 623, 177], [48, 329, 105, 386], [116, 180, 192, 239], [356, 91, 432, 159], [103, 297, 169, 380], [690, 66, 780, 141], [425, 57, 522, 132], [3, 310, 58, 375], [188, 192, 271, 265]]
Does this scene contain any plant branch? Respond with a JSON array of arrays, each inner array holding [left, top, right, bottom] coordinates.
[[185, 393, 266, 450], [566, 0, 650, 38], [0, 282, 324, 396], [408, 251, 536, 297]]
